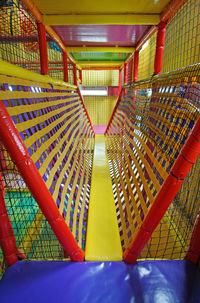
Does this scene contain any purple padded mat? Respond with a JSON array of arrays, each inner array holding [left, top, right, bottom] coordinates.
[[0, 260, 200, 303]]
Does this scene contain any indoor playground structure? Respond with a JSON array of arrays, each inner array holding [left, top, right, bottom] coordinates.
[[0, 0, 200, 302]]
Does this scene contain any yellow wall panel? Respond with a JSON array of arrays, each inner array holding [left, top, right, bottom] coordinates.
[[84, 96, 117, 125]]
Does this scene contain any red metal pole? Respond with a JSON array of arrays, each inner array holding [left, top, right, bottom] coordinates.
[[186, 210, 200, 265], [123, 115, 200, 264], [63, 51, 68, 83], [0, 172, 25, 266], [104, 89, 123, 135], [133, 51, 139, 82], [37, 23, 48, 75], [154, 22, 167, 75], [77, 87, 94, 134], [73, 64, 77, 86], [118, 69, 122, 96], [79, 70, 82, 84], [0, 102, 84, 262], [124, 63, 128, 85]]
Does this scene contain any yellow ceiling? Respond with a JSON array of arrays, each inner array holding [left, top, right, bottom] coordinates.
[[32, 0, 170, 16]]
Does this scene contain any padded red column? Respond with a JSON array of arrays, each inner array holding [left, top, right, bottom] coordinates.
[[118, 69, 122, 95], [154, 22, 167, 75], [73, 64, 77, 86], [63, 52, 68, 82], [124, 63, 128, 85], [133, 51, 139, 82], [79, 70, 82, 84], [37, 23, 48, 75], [0, 173, 25, 266]]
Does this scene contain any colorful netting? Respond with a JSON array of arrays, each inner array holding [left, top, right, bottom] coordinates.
[[105, 63, 200, 259], [162, 0, 200, 73], [0, 0, 40, 72], [0, 74, 95, 266]]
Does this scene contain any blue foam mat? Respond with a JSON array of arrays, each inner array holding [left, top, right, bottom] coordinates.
[[0, 260, 200, 303]]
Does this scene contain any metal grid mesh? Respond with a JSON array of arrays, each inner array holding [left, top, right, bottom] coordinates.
[[0, 74, 95, 269], [162, 0, 200, 73], [82, 70, 119, 86], [137, 32, 157, 81], [0, 0, 40, 72], [47, 33, 64, 81], [105, 63, 200, 259], [84, 96, 117, 125]]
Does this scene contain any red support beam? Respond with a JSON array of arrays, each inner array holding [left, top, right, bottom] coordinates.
[[118, 69, 122, 96], [0, 102, 84, 262], [154, 22, 167, 75], [133, 51, 139, 82], [0, 173, 25, 266], [160, 0, 186, 23], [73, 64, 77, 86], [63, 51, 68, 83], [124, 63, 128, 85], [79, 70, 82, 84], [37, 23, 48, 75], [186, 209, 200, 265], [123, 115, 200, 264]]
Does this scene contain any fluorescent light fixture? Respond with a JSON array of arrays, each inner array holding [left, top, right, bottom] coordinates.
[[81, 89, 108, 96]]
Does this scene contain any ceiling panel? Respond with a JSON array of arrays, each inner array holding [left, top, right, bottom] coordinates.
[[32, 0, 170, 14], [52, 25, 150, 47]]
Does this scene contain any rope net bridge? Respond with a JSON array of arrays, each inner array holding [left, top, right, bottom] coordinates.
[[0, 62, 199, 274]]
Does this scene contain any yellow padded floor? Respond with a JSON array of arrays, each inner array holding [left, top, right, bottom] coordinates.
[[85, 135, 122, 260]]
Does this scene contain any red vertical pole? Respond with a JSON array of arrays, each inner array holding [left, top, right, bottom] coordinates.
[[186, 210, 200, 265], [133, 51, 139, 82], [124, 63, 128, 85], [118, 69, 122, 95], [37, 23, 48, 75], [123, 115, 200, 264], [0, 172, 25, 266], [154, 21, 167, 75], [73, 64, 77, 86], [79, 69, 82, 84], [0, 102, 84, 262], [63, 51, 68, 83]]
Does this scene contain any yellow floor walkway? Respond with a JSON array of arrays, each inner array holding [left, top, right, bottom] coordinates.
[[85, 135, 122, 261]]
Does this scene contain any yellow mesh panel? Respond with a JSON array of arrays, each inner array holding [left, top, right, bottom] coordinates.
[[162, 0, 200, 72], [84, 96, 117, 125], [82, 70, 119, 86], [137, 32, 157, 81]]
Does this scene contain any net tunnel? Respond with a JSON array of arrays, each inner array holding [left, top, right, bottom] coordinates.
[[0, 0, 200, 302]]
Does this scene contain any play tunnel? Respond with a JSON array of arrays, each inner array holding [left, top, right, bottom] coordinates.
[[0, 0, 200, 302]]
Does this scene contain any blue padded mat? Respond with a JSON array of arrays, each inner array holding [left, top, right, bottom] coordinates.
[[0, 260, 200, 303]]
